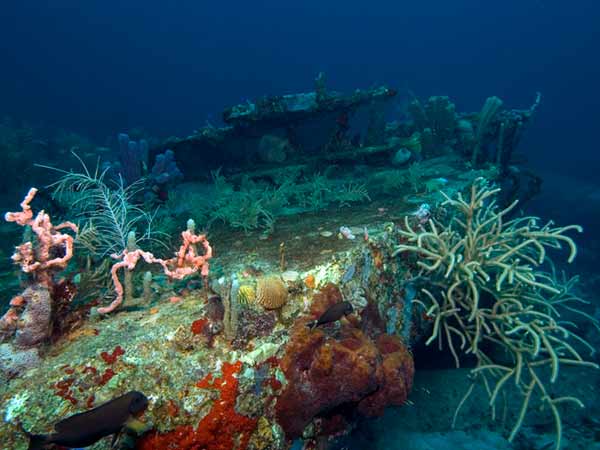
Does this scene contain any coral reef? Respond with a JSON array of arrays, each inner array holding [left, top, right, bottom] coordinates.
[[1, 82, 592, 450]]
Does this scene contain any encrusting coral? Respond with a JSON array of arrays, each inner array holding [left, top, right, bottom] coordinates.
[[393, 178, 597, 449]]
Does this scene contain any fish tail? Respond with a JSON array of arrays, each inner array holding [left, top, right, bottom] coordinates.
[[27, 435, 48, 450], [306, 320, 317, 331], [18, 423, 48, 450]]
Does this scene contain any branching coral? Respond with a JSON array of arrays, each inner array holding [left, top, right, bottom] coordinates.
[[393, 178, 597, 449], [161, 219, 212, 280], [97, 246, 164, 314]]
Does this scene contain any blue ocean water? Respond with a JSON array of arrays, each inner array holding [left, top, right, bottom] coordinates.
[[3, 0, 599, 242], [1, 1, 599, 449]]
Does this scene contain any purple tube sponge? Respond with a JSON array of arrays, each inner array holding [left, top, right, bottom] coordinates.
[[118, 133, 147, 185], [150, 149, 183, 187]]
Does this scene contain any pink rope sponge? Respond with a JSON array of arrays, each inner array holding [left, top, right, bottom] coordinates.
[[5, 188, 78, 286], [98, 219, 212, 314], [97, 248, 165, 314], [163, 224, 212, 280]]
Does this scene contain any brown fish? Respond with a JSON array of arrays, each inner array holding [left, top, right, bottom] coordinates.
[[307, 301, 354, 330], [22, 390, 148, 449]]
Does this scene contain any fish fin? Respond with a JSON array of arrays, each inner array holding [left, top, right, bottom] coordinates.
[[110, 430, 121, 449], [27, 435, 48, 450], [18, 424, 49, 450], [124, 415, 148, 434]]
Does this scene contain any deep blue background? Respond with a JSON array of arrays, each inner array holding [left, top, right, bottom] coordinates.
[[1, 0, 599, 249], [2, 1, 598, 158]]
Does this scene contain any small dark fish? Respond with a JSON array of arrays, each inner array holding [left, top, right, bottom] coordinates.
[[307, 301, 354, 330], [22, 390, 148, 450]]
